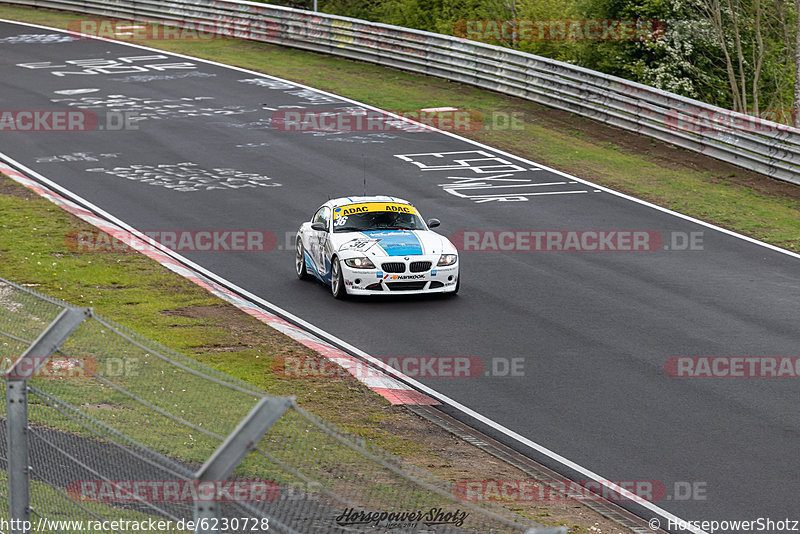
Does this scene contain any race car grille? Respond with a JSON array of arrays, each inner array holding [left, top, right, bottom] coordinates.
[[429, 281, 444, 289], [381, 262, 406, 273], [386, 281, 427, 291], [409, 261, 432, 272]]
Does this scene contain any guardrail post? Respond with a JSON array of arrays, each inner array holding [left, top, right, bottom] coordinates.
[[193, 397, 294, 533], [5, 307, 91, 534], [6, 380, 31, 534]]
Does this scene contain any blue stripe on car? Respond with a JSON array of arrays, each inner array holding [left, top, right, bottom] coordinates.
[[361, 230, 423, 256], [305, 251, 331, 285]]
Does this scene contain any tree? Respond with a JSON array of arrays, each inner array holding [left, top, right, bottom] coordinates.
[[255, 0, 799, 119]]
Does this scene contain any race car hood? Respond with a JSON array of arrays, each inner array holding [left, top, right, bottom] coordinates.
[[332, 229, 454, 257]]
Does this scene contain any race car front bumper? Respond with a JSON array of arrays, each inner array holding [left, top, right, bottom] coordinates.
[[340, 259, 458, 295]]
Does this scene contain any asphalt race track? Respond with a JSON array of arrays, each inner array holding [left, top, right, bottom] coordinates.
[[2, 20, 799, 531]]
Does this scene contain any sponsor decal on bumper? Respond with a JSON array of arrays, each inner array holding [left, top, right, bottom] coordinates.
[[340, 262, 456, 293], [382, 273, 425, 280]]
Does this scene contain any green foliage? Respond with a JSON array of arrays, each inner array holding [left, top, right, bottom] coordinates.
[[257, 0, 799, 117]]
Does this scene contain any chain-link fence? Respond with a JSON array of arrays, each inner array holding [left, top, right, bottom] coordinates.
[[0, 276, 559, 533]]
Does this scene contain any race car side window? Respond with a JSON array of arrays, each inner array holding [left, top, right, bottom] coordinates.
[[313, 207, 331, 230]]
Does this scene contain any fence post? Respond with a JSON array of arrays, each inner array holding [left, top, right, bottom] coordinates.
[[6, 380, 30, 534], [193, 397, 294, 533], [5, 307, 91, 534]]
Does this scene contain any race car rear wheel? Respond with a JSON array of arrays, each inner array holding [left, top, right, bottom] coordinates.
[[331, 257, 347, 299], [296, 238, 310, 280]]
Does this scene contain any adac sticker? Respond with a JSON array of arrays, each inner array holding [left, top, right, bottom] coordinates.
[[333, 202, 418, 219]]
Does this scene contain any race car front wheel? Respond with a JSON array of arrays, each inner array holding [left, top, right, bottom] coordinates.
[[296, 238, 310, 280], [331, 257, 347, 299], [447, 273, 460, 296]]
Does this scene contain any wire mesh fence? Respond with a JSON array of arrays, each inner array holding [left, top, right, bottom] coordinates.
[[0, 277, 554, 533]]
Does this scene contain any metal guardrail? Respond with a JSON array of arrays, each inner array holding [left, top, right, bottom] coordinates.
[[0, 277, 555, 533], [6, 0, 800, 185]]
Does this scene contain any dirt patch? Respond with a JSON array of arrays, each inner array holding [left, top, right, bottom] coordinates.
[[162, 304, 316, 357], [59, 229, 138, 255], [80, 403, 121, 411], [0, 174, 38, 199]]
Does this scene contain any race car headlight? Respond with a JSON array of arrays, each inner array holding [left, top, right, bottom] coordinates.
[[344, 257, 376, 269], [437, 254, 457, 266]]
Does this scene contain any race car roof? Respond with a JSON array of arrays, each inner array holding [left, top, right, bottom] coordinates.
[[325, 196, 412, 209]]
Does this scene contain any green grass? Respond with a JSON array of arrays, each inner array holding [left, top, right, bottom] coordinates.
[[0, 470, 190, 533]]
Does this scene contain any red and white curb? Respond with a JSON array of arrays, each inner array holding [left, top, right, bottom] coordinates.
[[0, 161, 438, 405]]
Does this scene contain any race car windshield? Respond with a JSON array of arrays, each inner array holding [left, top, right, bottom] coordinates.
[[333, 210, 426, 232]]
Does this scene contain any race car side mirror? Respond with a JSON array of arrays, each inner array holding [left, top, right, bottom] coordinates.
[[427, 218, 441, 228], [311, 222, 327, 232]]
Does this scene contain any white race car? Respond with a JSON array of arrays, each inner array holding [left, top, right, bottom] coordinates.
[[295, 196, 459, 298]]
